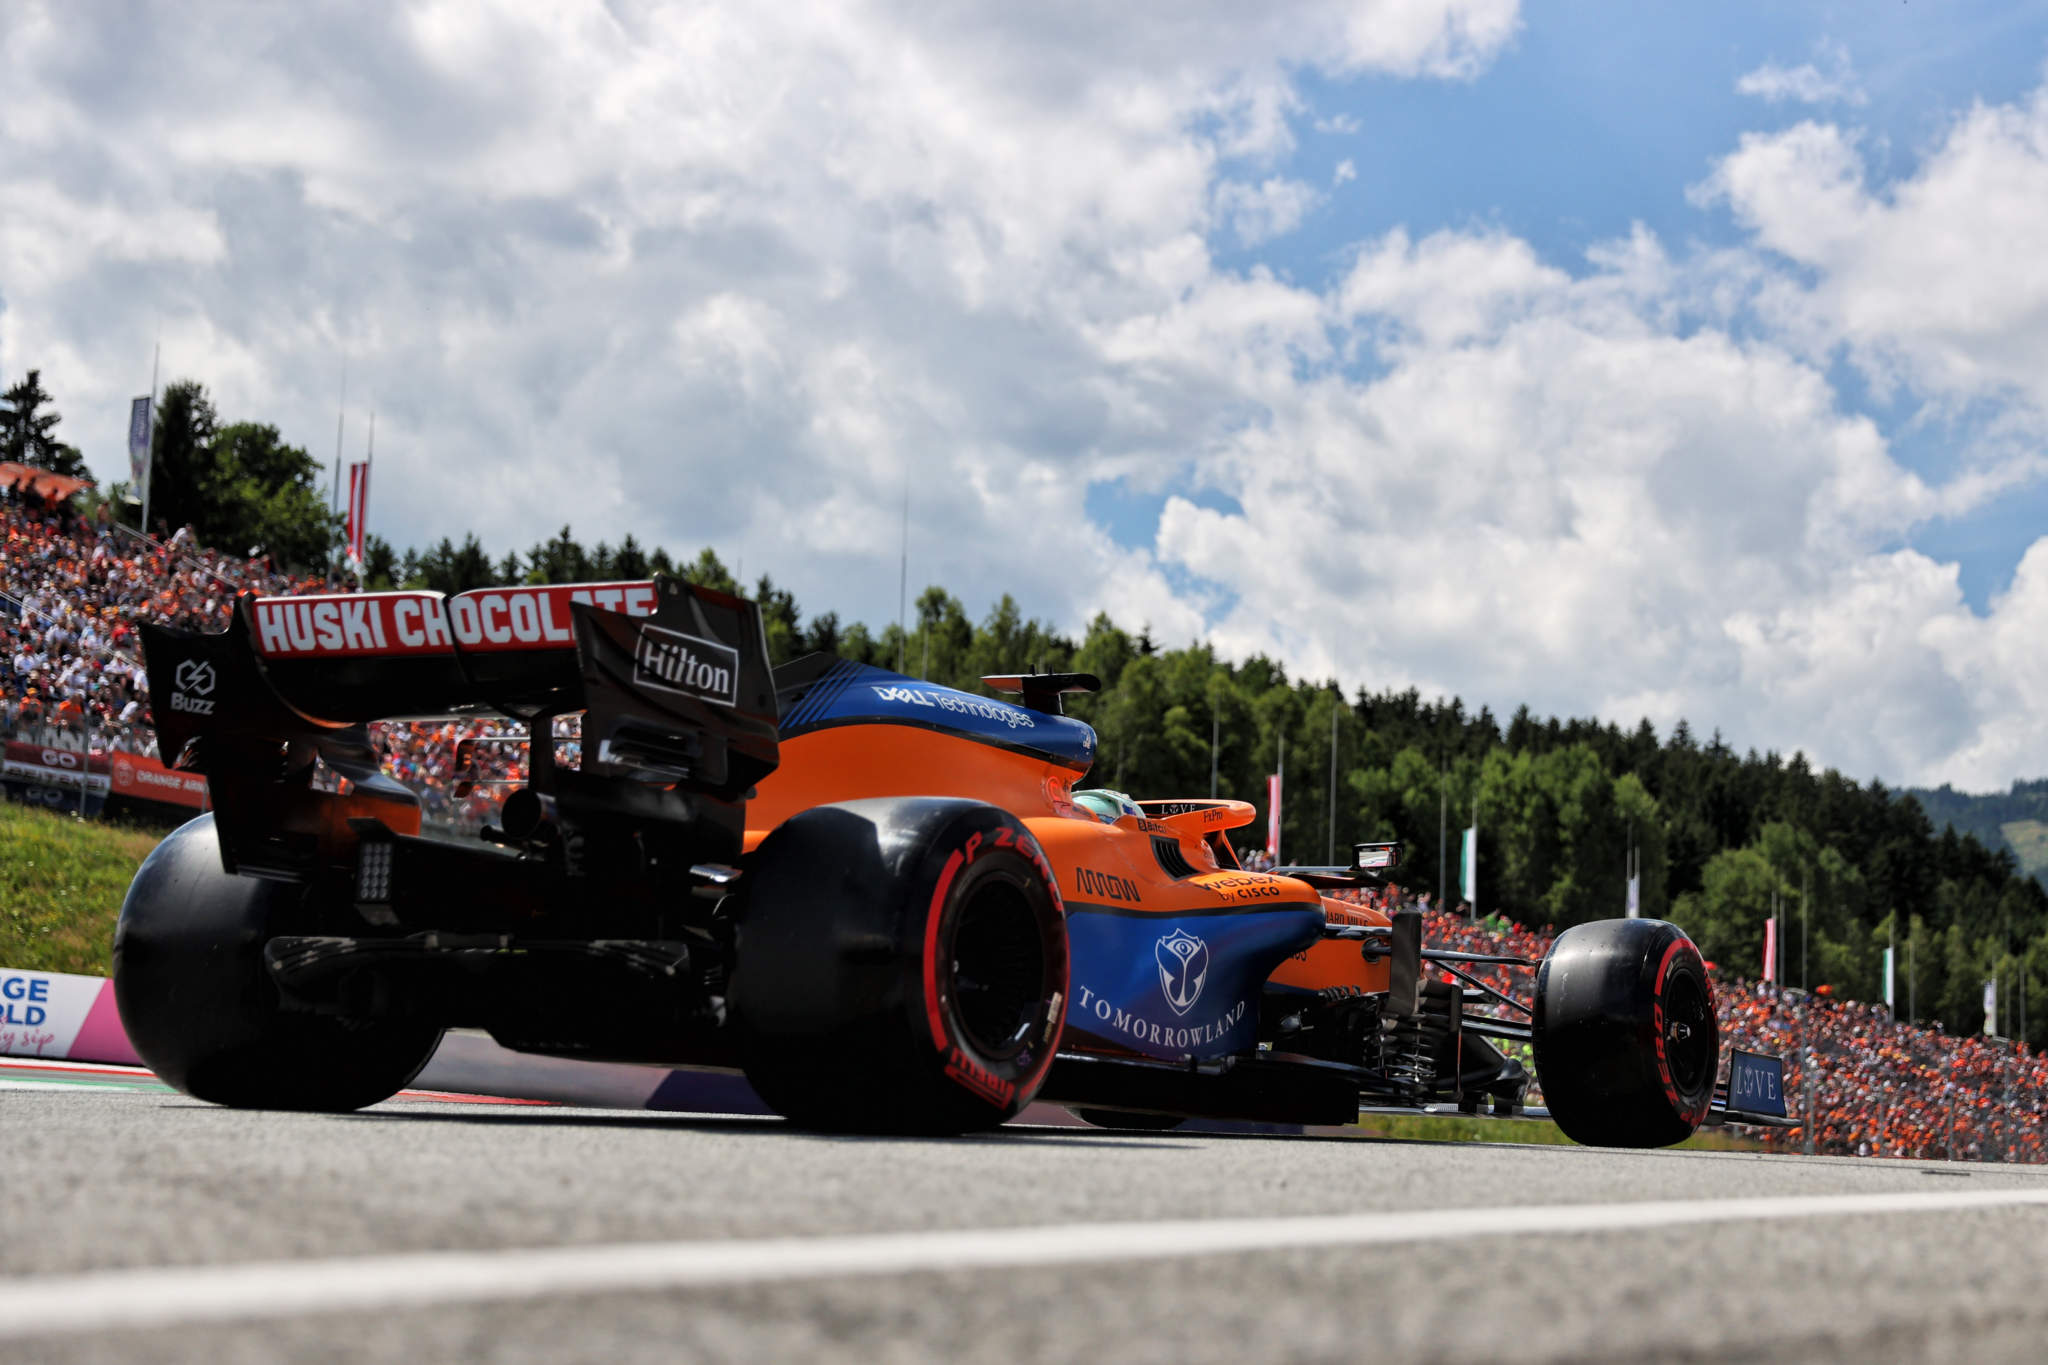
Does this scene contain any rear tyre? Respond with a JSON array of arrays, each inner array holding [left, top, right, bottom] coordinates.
[[1070, 1108, 1185, 1132], [112, 815, 443, 1112], [1532, 918, 1717, 1148], [729, 798, 1069, 1135]]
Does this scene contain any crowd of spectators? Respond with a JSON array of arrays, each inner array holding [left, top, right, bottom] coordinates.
[[0, 490, 528, 829], [1, 494, 322, 758]]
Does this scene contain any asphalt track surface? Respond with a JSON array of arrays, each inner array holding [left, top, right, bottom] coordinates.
[[8, 1074, 2048, 1363]]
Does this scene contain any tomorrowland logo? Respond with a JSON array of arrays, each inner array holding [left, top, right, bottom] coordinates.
[[1155, 928, 1210, 1017]]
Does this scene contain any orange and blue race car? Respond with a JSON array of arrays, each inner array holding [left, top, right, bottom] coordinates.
[[116, 576, 1792, 1145]]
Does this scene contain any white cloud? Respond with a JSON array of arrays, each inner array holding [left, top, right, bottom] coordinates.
[[1212, 177, 1321, 246], [1699, 82, 2048, 421], [1736, 41, 1866, 107], [5, 1, 2048, 790], [1332, 159, 1358, 185]]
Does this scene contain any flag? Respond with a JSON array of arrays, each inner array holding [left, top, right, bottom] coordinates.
[[1984, 978, 1998, 1036], [1883, 946, 1895, 1008], [1459, 825, 1477, 907], [1625, 872, 1641, 919], [1265, 773, 1282, 862], [1762, 916, 1777, 984], [345, 460, 370, 571], [126, 396, 152, 500]]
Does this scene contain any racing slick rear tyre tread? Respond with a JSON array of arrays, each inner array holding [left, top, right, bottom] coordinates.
[[1532, 918, 1717, 1148], [729, 798, 1069, 1135], [112, 814, 443, 1113], [1070, 1108, 1185, 1131]]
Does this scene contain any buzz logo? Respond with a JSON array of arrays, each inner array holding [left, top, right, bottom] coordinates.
[[174, 660, 215, 696], [1155, 928, 1210, 1017], [170, 658, 216, 715]]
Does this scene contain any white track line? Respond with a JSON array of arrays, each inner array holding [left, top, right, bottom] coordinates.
[[6, 1188, 2048, 1339]]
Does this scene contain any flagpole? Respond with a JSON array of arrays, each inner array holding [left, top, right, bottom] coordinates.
[[331, 361, 347, 580], [1326, 695, 1337, 865], [895, 479, 909, 674], [1209, 707, 1218, 799], [360, 411, 374, 592], [141, 340, 159, 534], [1438, 764, 1446, 909]]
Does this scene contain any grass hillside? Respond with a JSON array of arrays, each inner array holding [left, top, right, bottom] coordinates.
[[0, 803, 161, 976], [1905, 780, 2048, 889], [2004, 820, 2048, 883]]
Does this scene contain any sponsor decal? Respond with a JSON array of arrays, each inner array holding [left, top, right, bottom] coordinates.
[[2, 742, 109, 795], [108, 753, 208, 809], [1074, 982, 1247, 1052], [1728, 1049, 1786, 1117], [867, 684, 1037, 730], [942, 1045, 1017, 1109], [0, 970, 87, 1056], [632, 625, 739, 707], [1200, 873, 1283, 903], [168, 657, 216, 715], [252, 593, 449, 658], [0, 973, 51, 1028], [447, 582, 657, 652], [1074, 866, 1141, 905], [254, 584, 664, 657], [1155, 929, 1209, 1016]]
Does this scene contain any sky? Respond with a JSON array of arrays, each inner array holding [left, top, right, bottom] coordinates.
[[3, 0, 2046, 793]]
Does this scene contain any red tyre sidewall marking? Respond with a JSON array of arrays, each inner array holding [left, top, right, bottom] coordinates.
[[1651, 936, 1712, 1126], [921, 822, 1070, 1108], [921, 848, 967, 1053]]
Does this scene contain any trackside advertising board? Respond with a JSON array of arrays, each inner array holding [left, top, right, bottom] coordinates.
[[0, 742, 206, 815], [0, 969, 141, 1065]]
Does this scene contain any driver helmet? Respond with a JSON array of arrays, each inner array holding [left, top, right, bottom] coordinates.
[[1072, 788, 1142, 824]]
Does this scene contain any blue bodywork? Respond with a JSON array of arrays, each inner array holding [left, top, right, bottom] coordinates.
[[1063, 903, 1324, 1059], [778, 659, 1096, 771]]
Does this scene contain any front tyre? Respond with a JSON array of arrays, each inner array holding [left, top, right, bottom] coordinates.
[[112, 815, 443, 1112], [729, 798, 1069, 1135], [1532, 918, 1717, 1148]]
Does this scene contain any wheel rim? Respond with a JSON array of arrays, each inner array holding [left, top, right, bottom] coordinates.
[[1661, 968, 1714, 1096], [947, 876, 1047, 1061]]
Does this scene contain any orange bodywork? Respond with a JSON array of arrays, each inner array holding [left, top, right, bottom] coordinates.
[[746, 719, 1391, 1032]]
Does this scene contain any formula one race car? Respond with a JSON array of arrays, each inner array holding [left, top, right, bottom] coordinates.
[[115, 577, 1790, 1145]]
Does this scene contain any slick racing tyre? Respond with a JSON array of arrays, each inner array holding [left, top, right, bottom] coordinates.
[[112, 815, 443, 1112], [1070, 1108, 1185, 1132], [1532, 918, 1717, 1148], [729, 798, 1069, 1135]]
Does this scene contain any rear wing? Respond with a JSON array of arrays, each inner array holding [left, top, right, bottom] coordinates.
[[140, 576, 777, 879]]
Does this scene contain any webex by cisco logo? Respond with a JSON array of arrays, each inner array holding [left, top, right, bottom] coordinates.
[[632, 625, 739, 708]]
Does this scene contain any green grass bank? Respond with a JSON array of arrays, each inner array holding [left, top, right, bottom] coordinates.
[[0, 803, 162, 976]]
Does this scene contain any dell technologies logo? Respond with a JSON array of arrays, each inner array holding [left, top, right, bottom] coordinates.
[[169, 658, 217, 715], [633, 625, 740, 708]]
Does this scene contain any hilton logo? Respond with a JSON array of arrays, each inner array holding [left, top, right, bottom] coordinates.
[[633, 625, 739, 708]]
